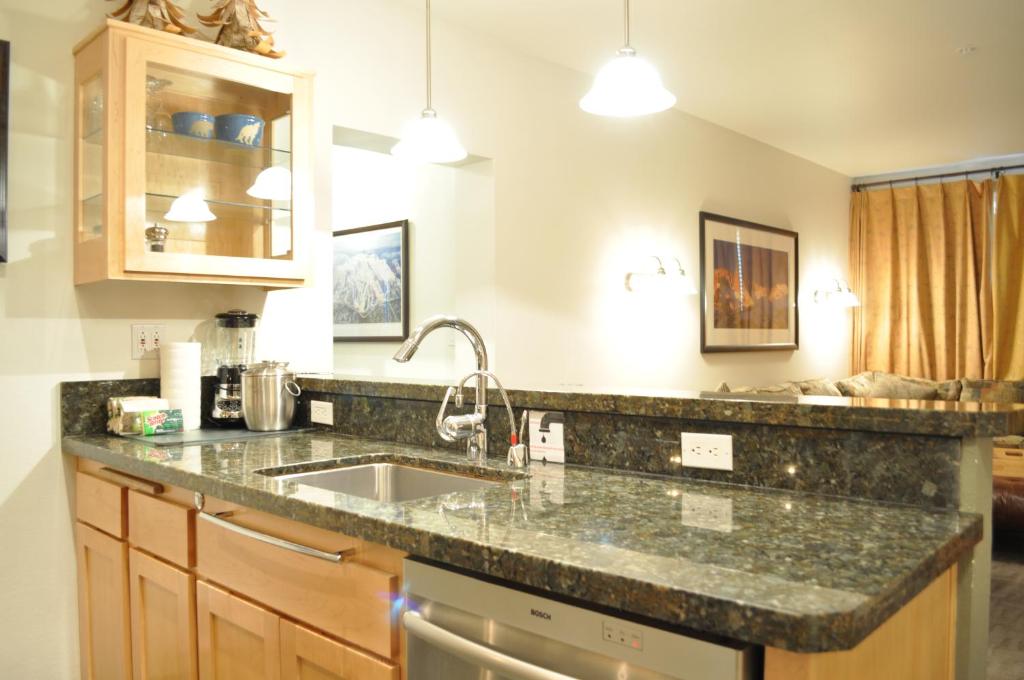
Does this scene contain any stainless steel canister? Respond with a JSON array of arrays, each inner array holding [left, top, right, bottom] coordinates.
[[240, 361, 302, 431]]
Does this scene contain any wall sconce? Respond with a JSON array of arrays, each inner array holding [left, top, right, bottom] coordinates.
[[625, 256, 698, 295], [813, 279, 860, 307]]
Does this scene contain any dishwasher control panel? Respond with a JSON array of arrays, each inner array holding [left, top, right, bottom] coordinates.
[[603, 620, 643, 650]]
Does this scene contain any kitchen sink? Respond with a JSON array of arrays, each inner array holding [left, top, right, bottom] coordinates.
[[264, 462, 500, 503]]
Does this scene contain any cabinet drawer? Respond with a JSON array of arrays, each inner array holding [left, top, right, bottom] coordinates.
[[196, 512, 399, 659], [281, 619, 399, 680], [77, 472, 127, 538], [128, 490, 195, 568], [994, 447, 1024, 480]]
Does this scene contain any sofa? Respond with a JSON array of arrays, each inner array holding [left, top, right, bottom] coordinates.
[[715, 371, 1024, 534]]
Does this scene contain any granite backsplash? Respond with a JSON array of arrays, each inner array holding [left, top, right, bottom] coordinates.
[[61, 376, 976, 509], [295, 387, 962, 509], [61, 377, 218, 436]]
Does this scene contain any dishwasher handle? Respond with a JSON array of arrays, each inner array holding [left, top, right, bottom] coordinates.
[[403, 610, 577, 680]]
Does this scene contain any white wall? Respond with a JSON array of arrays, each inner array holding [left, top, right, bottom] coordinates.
[[330, 145, 495, 380], [0, 2, 268, 675], [288, 0, 852, 391], [0, 0, 850, 674]]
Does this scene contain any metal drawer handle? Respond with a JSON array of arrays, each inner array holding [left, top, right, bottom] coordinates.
[[96, 467, 164, 495], [198, 511, 354, 563], [403, 610, 577, 680]]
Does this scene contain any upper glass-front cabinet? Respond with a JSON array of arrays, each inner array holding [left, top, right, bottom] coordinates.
[[74, 20, 312, 287]]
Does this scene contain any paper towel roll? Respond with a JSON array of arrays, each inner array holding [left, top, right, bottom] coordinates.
[[160, 342, 201, 431]]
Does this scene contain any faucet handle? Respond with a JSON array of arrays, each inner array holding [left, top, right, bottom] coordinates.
[[436, 386, 457, 442]]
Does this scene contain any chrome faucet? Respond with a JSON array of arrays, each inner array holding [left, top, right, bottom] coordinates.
[[393, 315, 490, 460]]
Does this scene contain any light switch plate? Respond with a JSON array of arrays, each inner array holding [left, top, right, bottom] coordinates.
[[680, 432, 733, 471], [310, 400, 334, 425], [528, 411, 565, 463]]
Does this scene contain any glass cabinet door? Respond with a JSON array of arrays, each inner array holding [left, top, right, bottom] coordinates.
[[78, 73, 105, 244], [121, 37, 306, 280]]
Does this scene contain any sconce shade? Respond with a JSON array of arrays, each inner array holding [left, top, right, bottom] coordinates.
[[625, 256, 697, 295], [814, 279, 860, 307]]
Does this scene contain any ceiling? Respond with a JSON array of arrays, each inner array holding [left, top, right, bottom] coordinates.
[[413, 0, 1024, 177]]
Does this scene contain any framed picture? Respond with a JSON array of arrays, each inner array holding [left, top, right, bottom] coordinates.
[[332, 220, 409, 342], [699, 211, 798, 353], [0, 40, 9, 264]]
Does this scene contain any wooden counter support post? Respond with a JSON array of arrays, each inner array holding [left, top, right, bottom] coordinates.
[[956, 436, 993, 680], [765, 567, 958, 680]]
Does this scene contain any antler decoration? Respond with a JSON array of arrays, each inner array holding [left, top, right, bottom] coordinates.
[[198, 0, 285, 58], [108, 0, 197, 34]]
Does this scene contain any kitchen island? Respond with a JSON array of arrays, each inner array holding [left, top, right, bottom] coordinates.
[[66, 430, 978, 677]]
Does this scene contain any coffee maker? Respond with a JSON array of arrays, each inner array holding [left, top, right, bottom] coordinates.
[[210, 310, 258, 425]]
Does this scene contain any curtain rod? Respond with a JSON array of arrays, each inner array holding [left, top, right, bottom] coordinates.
[[852, 163, 1024, 191]]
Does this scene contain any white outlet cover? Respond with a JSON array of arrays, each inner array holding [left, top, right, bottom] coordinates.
[[310, 400, 334, 425], [131, 324, 165, 360], [528, 411, 565, 463], [680, 432, 734, 471]]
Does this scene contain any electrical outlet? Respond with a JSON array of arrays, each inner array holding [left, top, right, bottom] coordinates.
[[310, 400, 334, 426], [680, 432, 733, 471], [131, 324, 166, 360]]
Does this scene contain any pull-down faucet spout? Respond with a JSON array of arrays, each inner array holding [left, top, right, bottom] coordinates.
[[393, 315, 489, 459]]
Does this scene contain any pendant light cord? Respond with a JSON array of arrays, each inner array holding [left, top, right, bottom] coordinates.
[[623, 0, 631, 48], [425, 0, 433, 111]]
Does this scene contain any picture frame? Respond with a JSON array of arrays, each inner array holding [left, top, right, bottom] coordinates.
[[0, 40, 9, 264], [699, 211, 799, 353], [332, 220, 410, 342]]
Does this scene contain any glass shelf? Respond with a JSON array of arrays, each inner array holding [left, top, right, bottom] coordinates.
[[82, 127, 291, 169], [84, 192, 290, 218], [146, 191, 291, 214]]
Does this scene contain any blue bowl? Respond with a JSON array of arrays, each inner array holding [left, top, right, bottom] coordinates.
[[171, 112, 215, 139], [215, 114, 265, 147]]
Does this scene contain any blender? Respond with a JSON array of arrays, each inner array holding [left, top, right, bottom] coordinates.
[[210, 310, 259, 425]]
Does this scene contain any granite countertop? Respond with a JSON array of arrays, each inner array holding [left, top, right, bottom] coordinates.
[[64, 431, 980, 653], [299, 374, 1024, 438]]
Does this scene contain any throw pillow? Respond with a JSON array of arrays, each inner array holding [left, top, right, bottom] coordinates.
[[959, 380, 1024, 404], [726, 382, 804, 396], [835, 371, 878, 397], [869, 373, 945, 400], [794, 378, 843, 397]]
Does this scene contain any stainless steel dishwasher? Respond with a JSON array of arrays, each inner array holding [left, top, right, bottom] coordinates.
[[403, 559, 757, 680]]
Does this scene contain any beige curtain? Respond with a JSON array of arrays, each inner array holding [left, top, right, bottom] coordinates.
[[850, 180, 992, 380], [991, 174, 1024, 378]]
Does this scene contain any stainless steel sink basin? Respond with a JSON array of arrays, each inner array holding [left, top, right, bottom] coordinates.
[[270, 462, 499, 502]]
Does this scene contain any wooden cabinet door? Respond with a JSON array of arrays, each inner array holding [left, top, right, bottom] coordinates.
[[129, 548, 198, 680], [280, 620, 399, 680], [197, 580, 281, 680], [76, 521, 132, 680]]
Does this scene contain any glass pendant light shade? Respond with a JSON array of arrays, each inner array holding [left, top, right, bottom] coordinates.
[[581, 0, 676, 117], [391, 109, 467, 164], [392, 0, 467, 165], [580, 47, 677, 117]]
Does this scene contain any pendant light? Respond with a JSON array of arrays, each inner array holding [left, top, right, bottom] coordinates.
[[392, 0, 468, 164], [580, 0, 676, 117]]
